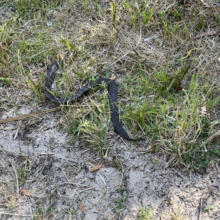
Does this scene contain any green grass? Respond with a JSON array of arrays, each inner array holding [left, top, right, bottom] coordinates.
[[33, 200, 56, 220], [137, 207, 152, 220], [126, 66, 220, 170], [15, 0, 63, 19], [1, 0, 220, 172]]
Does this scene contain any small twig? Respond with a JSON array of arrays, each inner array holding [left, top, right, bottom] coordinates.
[[172, 168, 187, 181], [59, 182, 97, 189], [39, 152, 55, 155], [11, 162, 19, 196], [30, 193, 47, 198], [203, 0, 220, 7], [199, 187, 210, 220], [139, 22, 142, 41], [0, 107, 59, 124], [137, 122, 146, 136], [120, 136, 130, 149], [0, 180, 13, 183], [85, 198, 101, 212], [14, 121, 22, 139], [104, 49, 137, 72], [193, 30, 218, 40], [0, 146, 19, 196], [163, 156, 175, 169], [0, 212, 32, 217], [138, 149, 153, 155], [126, 149, 151, 152], [98, 173, 108, 195], [85, 155, 97, 164], [61, 167, 70, 182], [78, 188, 96, 193], [0, 126, 18, 130], [30, 67, 45, 75]]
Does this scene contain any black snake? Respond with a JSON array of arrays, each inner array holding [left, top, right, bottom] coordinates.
[[44, 61, 142, 141]]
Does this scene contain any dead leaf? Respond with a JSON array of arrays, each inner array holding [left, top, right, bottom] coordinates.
[[110, 75, 116, 80], [78, 201, 85, 212], [200, 106, 208, 117], [89, 163, 103, 172], [22, 188, 31, 197], [193, 31, 218, 40], [134, 2, 139, 10], [202, 187, 210, 198], [48, 214, 54, 219]]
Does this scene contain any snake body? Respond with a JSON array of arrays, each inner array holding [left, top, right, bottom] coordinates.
[[44, 61, 142, 141]]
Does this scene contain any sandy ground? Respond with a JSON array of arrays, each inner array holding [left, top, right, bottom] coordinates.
[[1, 90, 220, 220]]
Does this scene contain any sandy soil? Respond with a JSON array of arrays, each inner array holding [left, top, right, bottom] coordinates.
[[1, 90, 220, 220]]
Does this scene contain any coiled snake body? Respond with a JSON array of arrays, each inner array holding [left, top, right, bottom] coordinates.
[[44, 61, 142, 141]]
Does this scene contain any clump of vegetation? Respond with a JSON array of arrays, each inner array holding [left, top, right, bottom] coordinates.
[[137, 207, 152, 220]]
